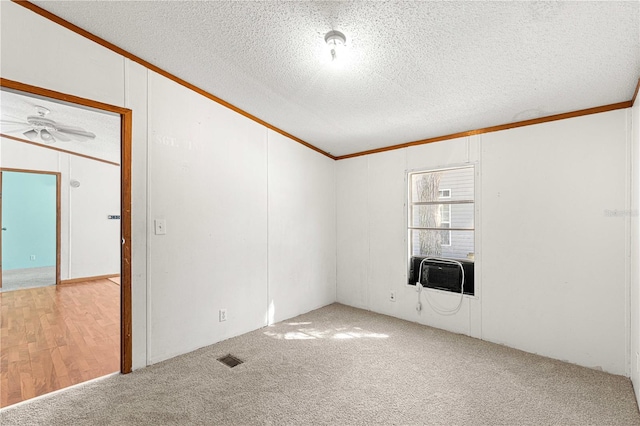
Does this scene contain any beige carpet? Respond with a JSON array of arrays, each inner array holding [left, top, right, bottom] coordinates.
[[1, 266, 56, 292], [1, 303, 638, 425]]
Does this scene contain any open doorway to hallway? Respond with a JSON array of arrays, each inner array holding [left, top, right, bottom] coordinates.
[[0, 80, 132, 407]]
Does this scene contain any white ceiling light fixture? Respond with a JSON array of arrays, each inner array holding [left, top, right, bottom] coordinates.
[[324, 30, 346, 62]]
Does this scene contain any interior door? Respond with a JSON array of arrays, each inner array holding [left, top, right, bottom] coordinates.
[[1, 170, 59, 291]]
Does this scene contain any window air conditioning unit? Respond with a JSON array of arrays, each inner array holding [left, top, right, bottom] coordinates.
[[408, 256, 474, 296]]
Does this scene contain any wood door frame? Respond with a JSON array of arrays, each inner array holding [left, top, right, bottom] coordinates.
[[0, 78, 133, 374], [0, 168, 61, 288]]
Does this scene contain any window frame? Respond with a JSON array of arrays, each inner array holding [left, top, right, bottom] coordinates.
[[406, 164, 477, 295], [407, 165, 475, 258], [438, 189, 452, 246]]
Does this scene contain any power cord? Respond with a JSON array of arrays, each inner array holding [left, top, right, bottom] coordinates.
[[416, 257, 465, 316]]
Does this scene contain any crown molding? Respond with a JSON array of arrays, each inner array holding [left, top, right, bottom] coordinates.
[[335, 100, 633, 160], [631, 78, 640, 107]]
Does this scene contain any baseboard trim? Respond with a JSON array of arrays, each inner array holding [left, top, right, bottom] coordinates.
[[0, 372, 119, 412], [60, 274, 120, 285]]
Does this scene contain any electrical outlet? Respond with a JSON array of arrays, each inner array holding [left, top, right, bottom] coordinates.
[[390, 291, 396, 302], [636, 352, 639, 372], [30, 255, 36, 261], [219, 309, 227, 322]]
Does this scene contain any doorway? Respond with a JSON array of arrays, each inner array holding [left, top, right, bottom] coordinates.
[[0, 78, 132, 406], [1, 169, 61, 291]]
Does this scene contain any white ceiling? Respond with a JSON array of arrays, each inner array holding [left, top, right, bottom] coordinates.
[[29, 1, 640, 157], [0, 88, 121, 164]]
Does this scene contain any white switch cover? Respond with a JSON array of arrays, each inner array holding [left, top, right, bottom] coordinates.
[[154, 219, 167, 235]]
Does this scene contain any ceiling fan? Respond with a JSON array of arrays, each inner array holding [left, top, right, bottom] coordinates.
[[0, 105, 96, 144]]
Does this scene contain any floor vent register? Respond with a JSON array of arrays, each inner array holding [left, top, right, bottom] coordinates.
[[217, 354, 244, 368]]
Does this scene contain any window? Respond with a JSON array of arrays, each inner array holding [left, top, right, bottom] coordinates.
[[408, 166, 475, 293], [408, 166, 474, 258]]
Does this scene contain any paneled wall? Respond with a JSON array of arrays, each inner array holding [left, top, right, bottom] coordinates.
[[337, 110, 631, 376], [1, 1, 336, 368]]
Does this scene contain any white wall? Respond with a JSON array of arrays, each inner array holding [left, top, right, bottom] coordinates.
[[68, 156, 121, 278], [631, 98, 640, 399], [1, 1, 337, 369], [146, 72, 269, 363], [337, 110, 631, 376], [0, 137, 121, 280], [267, 130, 336, 324], [0, 3, 125, 108], [481, 111, 629, 375], [144, 74, 336, 365]]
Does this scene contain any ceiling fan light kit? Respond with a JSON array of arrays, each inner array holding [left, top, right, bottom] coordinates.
[[39, 128, 54, 142]]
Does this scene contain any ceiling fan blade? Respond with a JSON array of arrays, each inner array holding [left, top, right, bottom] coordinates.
[[56, 125, 96, 140], [1, 113, 28, 121], [56, 123, 96, 139], [0, 119, 29, 126], [50, 130, 71, 142], [0, 125, 33, 134], [0, 126, 34, 136], [0, 119, 31, 135]]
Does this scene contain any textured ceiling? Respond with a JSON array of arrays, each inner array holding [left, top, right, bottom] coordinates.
[[0, 88, 121, 164], [28, 1, 640, 157]]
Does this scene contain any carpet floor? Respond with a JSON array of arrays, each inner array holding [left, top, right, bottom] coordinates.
[[1, 266, 56, 292], [1, 303, 638, 425]]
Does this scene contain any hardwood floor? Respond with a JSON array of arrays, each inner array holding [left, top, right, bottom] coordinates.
[[0, 279, 119, 407]]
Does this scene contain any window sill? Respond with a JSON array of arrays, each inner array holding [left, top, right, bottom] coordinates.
[[405, 282, 478, 299]]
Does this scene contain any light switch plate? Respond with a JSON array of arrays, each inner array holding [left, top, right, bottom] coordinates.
[[154, 219, 166, 235]]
